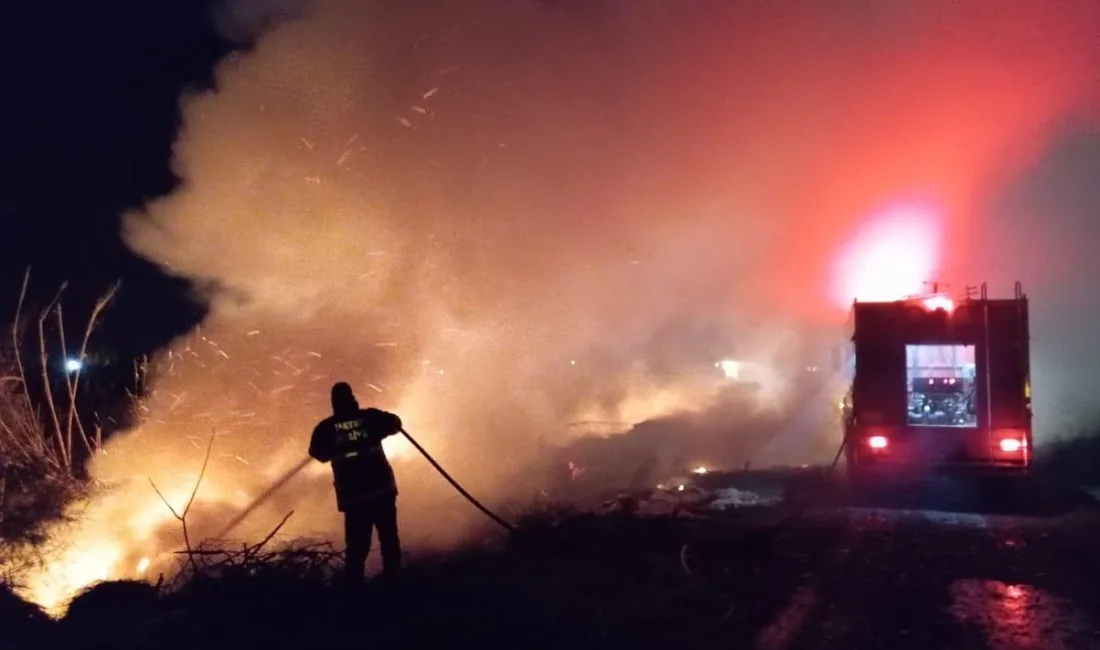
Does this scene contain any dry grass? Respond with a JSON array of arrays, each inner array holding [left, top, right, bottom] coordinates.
[[0, 506, 848, 650], [0, 270, 120, 590]]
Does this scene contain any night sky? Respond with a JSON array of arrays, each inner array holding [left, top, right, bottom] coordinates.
[[2, 1, 235, 357]]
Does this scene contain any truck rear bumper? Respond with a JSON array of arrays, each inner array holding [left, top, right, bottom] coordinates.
[[849, 457, 1030, 480]]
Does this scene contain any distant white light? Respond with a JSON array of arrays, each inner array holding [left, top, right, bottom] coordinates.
[[64, 358, 82, 373], [716, 359, 741, 380]]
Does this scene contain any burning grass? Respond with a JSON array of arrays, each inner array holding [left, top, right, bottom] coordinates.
[[0, 263, 829, 616], [0, 273, 124, 602], [4, 305, 812, 611]]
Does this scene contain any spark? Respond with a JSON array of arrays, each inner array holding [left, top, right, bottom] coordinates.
[[422, 87, 439, 99], [271, 356, 302, 374], [396, 117, 414, 129], [298, 137, 314, 150], [410, 105, 427, 115], [15, 326, 425, 608]]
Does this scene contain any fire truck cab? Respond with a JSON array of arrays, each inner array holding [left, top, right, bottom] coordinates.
[[842, 283, 1032, 477]]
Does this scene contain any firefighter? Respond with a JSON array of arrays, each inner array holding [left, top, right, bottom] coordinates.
[[309, 382, 403, 589]]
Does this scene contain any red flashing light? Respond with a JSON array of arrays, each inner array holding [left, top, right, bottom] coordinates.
[[867, 435, 888, 449], [922, 295, 954, 312], [999, 438, 1024, 453]]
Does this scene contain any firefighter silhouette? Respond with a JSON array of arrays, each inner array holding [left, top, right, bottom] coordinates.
[[309, 382, 403, 588]]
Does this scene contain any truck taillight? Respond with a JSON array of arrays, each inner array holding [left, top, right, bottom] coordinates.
[[999, 438, 1025, 453], [867, 436, 888, 449]]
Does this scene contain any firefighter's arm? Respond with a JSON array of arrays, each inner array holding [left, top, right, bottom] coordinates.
[[363, 408, 403, 440], [308, 423, 333, 463]]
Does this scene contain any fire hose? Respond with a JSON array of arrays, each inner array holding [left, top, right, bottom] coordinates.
[[397, 429, 518, 533], [217, 423, 844, 548], [216, 428, 516, 540]]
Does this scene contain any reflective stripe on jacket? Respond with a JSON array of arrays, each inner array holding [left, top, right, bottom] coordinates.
[[309, 408, 402, 512]]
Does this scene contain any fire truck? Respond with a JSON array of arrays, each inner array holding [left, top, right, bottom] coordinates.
[[841, 283, 1032, 476]]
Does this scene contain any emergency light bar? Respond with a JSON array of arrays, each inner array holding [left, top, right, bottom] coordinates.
[[922, 295, 954, 312]]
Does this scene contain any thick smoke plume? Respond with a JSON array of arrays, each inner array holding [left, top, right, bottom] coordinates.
[[22, 0, 1100, 610], [121, 0, 1100, 535]]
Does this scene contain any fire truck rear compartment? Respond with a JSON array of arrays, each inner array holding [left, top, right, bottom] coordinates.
[[843, 282, 1032, 478]]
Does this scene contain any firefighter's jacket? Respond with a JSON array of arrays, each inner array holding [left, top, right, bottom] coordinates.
[[309, 408, 402, 512]]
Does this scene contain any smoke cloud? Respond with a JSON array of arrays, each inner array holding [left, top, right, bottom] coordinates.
[[25, 0, 1097, 606]]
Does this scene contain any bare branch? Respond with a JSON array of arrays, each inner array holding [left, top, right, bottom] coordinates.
[[148, 476, 198, 577], [54, 304, 79, 461], [54, 305, 92, 460], [182, 430, 215, 521], [9, 268, 37, 447], [67, 282, 119, 456], [244, 511, 294, 560], [148, 478, 182, 520], [36, 283, 68, 468], [149, 429, 215, 576], [0, 392, 49, 462], [0, 415, 34, 461]]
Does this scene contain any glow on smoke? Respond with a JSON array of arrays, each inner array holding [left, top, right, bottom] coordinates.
[[831, 205, 944, 308]]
